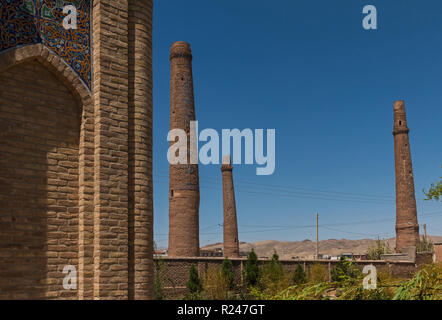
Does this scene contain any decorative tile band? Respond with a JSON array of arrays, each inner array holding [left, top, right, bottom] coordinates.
[[0, 0, 91, 88]]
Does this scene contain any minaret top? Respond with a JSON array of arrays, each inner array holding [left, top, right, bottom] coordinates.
[[170, 41, 192, 61], [393, 100, 409, 136]]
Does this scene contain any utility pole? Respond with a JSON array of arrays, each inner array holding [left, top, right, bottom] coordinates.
[[315, 212, 319, 260], [424, 223, 427, 240]]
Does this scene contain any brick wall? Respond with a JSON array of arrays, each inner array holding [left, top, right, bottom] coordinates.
[[0, 61, 80, 299], [434, 244, 442, 263], [0, 0, 154, 300], [128, 0, 154, 300], [154, 257, 420, 299]]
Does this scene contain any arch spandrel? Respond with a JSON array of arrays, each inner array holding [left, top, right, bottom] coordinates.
[[0, 0, 91, 89]]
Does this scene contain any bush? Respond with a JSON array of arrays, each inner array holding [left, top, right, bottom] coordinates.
[[221, 258, 236, 290], [186, 264, 203, 299], [153, 258, 166, 300], [261, 252, 284, 284], [308, 263, 328, 283], [259, 251, 288, 295], [203, 266, 229, 300], [331, 257, 361, 283], [417, 236, 434, 253], [393, 263, 442, 300], [293, 263, 306, 285], [245, 249, 259, 286], [367, 239, 392, 260]]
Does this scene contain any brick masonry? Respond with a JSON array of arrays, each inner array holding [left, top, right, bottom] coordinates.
[[168, 42, 200, 258], [434, 244, 442, 263], [221, 158, 240, 258], [0, 0, 153, 300], [393, 100, 419, 252]]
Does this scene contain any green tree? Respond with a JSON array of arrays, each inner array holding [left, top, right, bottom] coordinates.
[[259, 251, 288, 295], [245, 249, 259, 286], [186, 264, 202, 296], [293, 263, 306, 285], [262, 251, 284, 283], [221, 257, 235, 290], [331, 257, 361, 283], [424, 166, 442, 201]]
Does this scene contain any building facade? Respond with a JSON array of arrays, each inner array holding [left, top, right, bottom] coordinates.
[[0, 0, 153, 299]]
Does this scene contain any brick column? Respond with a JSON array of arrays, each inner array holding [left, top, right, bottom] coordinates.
[[393, 100, 419, 252], [92, 0, 130, 299], [128, 0, 154, 299], [221, 156, 240, 258], [168, 42, 200, 257]]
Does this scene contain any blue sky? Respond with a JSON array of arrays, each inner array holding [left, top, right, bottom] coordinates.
[[153, 0, 442, 248]]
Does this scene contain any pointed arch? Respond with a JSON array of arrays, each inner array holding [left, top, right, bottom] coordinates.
[[0, 43, 95, 299], [0, 44, 92, 108]]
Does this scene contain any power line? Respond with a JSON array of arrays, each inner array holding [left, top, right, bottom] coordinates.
[[154, 171, 397, 200], [154, 178, 398, 205], [320, 226, 393, 237], [154, 210, 442, 236], [155, 170, 437, 203]]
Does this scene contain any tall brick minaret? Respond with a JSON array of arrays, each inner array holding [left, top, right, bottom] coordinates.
[[393, 100, 419, 252], [221, 156, 240, 258], [168, 42, 200, 257]]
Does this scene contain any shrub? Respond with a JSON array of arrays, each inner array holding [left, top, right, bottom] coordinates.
[[153, 258, 166, 300], [293, 263, 306, 285], [245, 249, 259, 286], [203, 266, 229, 300], [417, 236, 434, 253], [331, 257, 361, 283], [186, 264, 203, 299], [221, 258, 236, 290], [308, 263, 328, 283], [367, 238, 392, 260], [393, 263, 442, 300]]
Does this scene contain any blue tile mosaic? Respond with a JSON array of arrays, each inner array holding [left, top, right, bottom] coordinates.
[[0, 1, 91, 88]]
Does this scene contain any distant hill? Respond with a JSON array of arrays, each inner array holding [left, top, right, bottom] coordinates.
[[201, 236, 442, 260]]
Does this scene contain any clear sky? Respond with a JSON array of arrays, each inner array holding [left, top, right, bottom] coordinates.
[[153, 0, 442, 249]]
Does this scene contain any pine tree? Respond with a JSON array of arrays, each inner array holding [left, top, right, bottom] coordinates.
[[221, 257, 235, 290], [293, 263, 306, 285], [266, 251, 284, 283], [245, 249, 259, 286], [331, 257, 361, 283], [186, 264, 202, 294]]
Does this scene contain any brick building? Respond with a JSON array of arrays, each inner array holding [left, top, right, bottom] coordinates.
[[0, 0, 153, 299]]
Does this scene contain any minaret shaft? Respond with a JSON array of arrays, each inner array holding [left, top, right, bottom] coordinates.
[[168, 42, 200, 257], [222, 158, 240, 258], [393, 100, 419, 252]]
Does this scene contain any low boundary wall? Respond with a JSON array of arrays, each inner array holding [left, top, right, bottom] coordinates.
[[154, 256, 424, 299]]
